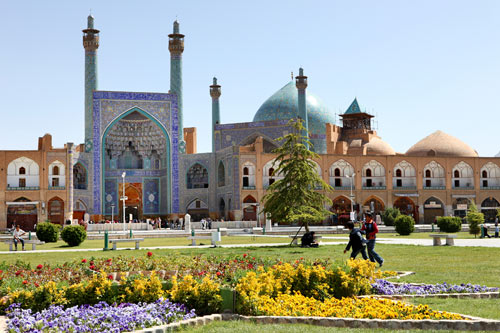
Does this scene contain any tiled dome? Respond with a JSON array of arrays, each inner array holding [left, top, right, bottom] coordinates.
[[406, 130, 478, 157], [252, 81, 335, 153]]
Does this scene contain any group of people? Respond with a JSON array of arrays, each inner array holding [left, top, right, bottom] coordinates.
[[343, 212, 384, 267], [482, 220, 499, 238]]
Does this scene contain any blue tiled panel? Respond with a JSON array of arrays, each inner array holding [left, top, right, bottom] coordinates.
[[104, 178, 118, 215], [144, 178, 160, 214]]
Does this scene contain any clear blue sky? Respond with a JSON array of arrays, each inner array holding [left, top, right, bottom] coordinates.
[[1, 1, 499, 156]]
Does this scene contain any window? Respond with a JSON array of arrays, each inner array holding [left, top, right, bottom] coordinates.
[[243, 177, 249, 187], [243, 167, 249, 176], [426, 179, 431, 187], [395, 169, 402, 177], [334, 178, 342, 187], [454, 179, 460, 188], [19, 167, 26, 175], [19, 178, 26, 187], [334, 168, 340, 177], [73, 163, 87, 190], [366, 179, 372, 187], [366, 169, 372, 177], [269, 178, 275, 185], [483, 180, 488, 188], [52, 178, 59, 187], [269, 168, 274, 177], [454, 170, 460, 178], [425, 170, 431, 178], [482, 170, 488, 178], [218, 161, 225, 187], [396, 179, 402, 187], [155, 159, 160, 169], [187, 163, 209, 189], [53, 166, 60, 175]]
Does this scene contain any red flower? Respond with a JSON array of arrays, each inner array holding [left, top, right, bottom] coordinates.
[[107, 275, 113, 280], [89, 265, 96, 270], [233, 259, 238, 263], [15, 271, 21, 276], [243, 253, 248, 258], [248, 264, 254, 269], [81, 259, 87, 263], [295, 260, 299, 264], [34, 282, 39, 287], [147, 251, 153, 257], [252, 257, 255, 261], [89, 261, 94, 265], [36, 264, 43, 270], [0, 270, 3, 274], [216, 271, 222, 277], [22, 280, 28, 285], [107, 258, 112, 263]]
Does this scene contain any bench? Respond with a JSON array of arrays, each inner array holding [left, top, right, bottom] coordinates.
[[2, 239, 45, 251], [429, 234, 457, 246], [108, 238, 144, 250], [289, 235, 323, 245], [188, 231, 221, 246]]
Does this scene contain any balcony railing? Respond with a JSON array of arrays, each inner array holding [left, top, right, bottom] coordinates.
[[423, 186, 445, 190], [49, 186, 66, 190], [393, 186, 417, 190], [452, 186, 474, 190], [333, 186, 352, 190], [242, 186, 256, 190], [7, 186, 40, 191], [481, 186, 500, 190], [362, 186, 386, 190]]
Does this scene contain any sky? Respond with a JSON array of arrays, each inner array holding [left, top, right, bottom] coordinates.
[[1, 0, 499, 156]]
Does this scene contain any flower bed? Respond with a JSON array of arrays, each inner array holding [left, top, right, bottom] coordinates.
[[372, 279, 499, 295], [6, 299, 195, 332], [252, 293, 467, 320]]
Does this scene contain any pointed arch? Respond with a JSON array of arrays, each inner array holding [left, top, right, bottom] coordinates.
[[186, 198, 209, 221], [218, 160, 226, 187], [186, 162, 209, 189], [362, 160, 385, 188], [393, 160, 416, 188], [480, 162, 500, 189], [363, 195, 385, 214], [73, 162, 88, 190], [452, 161, 474, 188], [48, 196, 65, 225], [423, 161, 445, 188], [242, 162, 256, 188]]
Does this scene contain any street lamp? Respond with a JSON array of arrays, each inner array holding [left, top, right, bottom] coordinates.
[[346, 173, 355, 221], [111, 204, 115, 223], [121, 172, 126, 232]]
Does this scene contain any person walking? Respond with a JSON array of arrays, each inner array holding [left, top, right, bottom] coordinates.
[[495, 219, 499, 238], [343, 221, 368, 259], [13, 225, 26, 251], [361, 212, 384, 267]]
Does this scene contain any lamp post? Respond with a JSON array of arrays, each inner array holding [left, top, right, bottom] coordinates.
[[346, 173, 355, 221], [111, 204, 115, 223], [121, 172, 126, 232]]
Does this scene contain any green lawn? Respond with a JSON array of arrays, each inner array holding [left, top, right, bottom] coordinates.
[[0, 235, 290, 252], [377, 231, 483, 239], [408, 298, 500, 320], [179, 320, 494, 333]]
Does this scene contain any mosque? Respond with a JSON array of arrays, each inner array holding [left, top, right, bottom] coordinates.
[[1, 15, 500, 231]]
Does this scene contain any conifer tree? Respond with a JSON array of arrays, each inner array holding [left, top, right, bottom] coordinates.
[[467, 202, 483, 238], [261, 119, 333, 231]]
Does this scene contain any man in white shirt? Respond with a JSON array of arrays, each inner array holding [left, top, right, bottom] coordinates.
[[13, 225, 26, 251]]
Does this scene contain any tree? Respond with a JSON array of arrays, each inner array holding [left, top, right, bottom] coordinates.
[[381, 207, 400, 226], [467, 202, 483, 238], [261, 119, 333, 232]]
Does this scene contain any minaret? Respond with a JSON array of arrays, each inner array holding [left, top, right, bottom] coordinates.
[[210, 77, 221, 152], [82, 14, 99, 152], [168, 20, 185, 152], [295, 68, 309, 148]]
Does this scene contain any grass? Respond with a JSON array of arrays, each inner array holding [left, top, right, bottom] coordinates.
[[0, 235, 290, 252], [408, 297, 500, 320], [377, 231, 483, 239], [179, 320, 494, 333]]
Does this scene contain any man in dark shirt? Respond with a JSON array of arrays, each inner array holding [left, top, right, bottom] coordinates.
[[343, 221, 368, 259], [301, 231, 319, 247]]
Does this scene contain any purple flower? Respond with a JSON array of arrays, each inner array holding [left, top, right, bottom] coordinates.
[[372, 279, 498, 295]]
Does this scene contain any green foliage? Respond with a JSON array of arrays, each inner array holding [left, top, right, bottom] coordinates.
[[262, 119, 333, 231], [381, 208, 400, 226], [394, 215, 415, 235], [436, 217, 462, 233], [35, 222, 60, 243], [61, 225, 87, 247], [467, 202, 483, 238]]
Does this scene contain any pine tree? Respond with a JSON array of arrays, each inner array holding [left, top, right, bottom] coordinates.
[[261, 119, 333, 231], [467, 202, 483, 238]]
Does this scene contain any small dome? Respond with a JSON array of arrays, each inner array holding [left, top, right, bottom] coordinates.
[[365, 137, 395, 155], [406, 130, 478, 157], [253, 81, 335, 153]]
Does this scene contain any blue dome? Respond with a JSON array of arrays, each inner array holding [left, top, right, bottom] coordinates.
[[252, 81, 335, 153]]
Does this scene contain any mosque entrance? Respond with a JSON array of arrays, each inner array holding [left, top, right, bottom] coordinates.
[[393, 197, 416, 218], [120, 184, 142, 222], [7, 197, 38, 231], [423, 197, 444, 224]]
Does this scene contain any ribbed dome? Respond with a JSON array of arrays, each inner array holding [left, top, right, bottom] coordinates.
[[253, 81, 335, 153], [406, 130, 478, 157], [365, 137, 396, 155]]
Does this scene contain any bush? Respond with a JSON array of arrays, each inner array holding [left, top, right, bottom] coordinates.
[[168, 275, 222, 316], [35, 222, 60, 243], [467, 202, 483, 238], [436, 216, 462, 233], [61, 225, 87, 247], [381, 208, 400, 226], [394, 215, 415, 235]]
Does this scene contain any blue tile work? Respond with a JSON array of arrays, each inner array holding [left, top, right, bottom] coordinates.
[[72, 152, 93, 213], [214, 120, 292, 151], [85, 51, 98, 151], [92, 91, 178, 215], [143, 178, 160, 214], [251, 81, 335, 153], [232, 151, 240, 210], [104, 178, 118, 215]]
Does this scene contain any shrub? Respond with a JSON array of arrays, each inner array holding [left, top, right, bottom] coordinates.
[[436, 216, 462, 233], [381, 208, 400, 226], [35, 222, 60, 243], [394, 215, 415, 235], [168, 275, 222, 316], [61, 225, 87, 246], [467, 202, 483, 238]]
